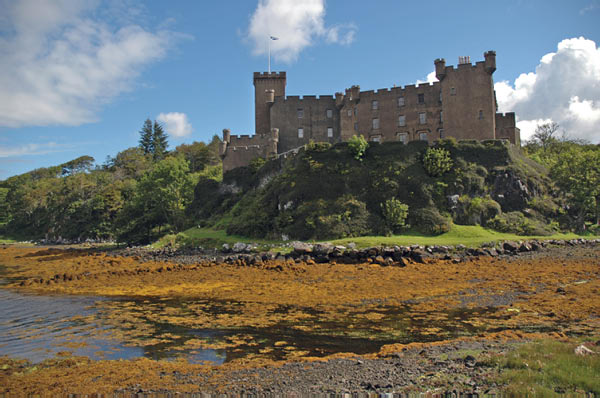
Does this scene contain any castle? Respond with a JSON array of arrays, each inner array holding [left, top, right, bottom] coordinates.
[[220, 51, 520, 172]]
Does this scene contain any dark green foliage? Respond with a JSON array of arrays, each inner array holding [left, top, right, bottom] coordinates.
[[411, 208, 451, 235], [456, 196, 501, 225], [175, 140, 219, 173], [423, 147, 453, 177], [139, 119, 153, 155], [138, 119, 169, 161], [486, 211, 554, 236]]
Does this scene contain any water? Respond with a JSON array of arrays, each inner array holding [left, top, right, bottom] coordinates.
[[0, 282, 515, 364]]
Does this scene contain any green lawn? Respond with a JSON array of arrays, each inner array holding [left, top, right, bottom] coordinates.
[[154, 224, 584, 250]]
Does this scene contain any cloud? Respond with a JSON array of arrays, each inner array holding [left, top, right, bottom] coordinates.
[[416, 71, 439, 85], [0, 0, 175, 128], [247, 0, 356, 63], [157, 112, 192, 137], [0, 142, 68, 158], [495, 37, 600, 143]]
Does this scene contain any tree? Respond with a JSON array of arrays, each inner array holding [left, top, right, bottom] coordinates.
[[152, 121, 168, 161], [423, 147, 453, 177], [175, 141, 217, 172], [139, 119, 153, 155], [348, 135, 368, 161], [138, 119, 169, 161], [381, 198, 409, 233], [531, 122, 559, 152]]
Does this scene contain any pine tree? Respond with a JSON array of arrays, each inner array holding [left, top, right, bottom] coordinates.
[[139, 119, 154, 155], [152, 121, 168, 161]]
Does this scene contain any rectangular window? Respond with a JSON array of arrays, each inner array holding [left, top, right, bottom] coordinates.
[[372, 135, 381, 143], [298, 128, 304, 138], [450, 87, 456, 96], [397, 96, 405, 107], [354, 107, 357, 116], [326, 109, 333, 118], [372, 118, 380, 130], [347, 109, 352, 117], [439, 111, 443, 123], [478, 110, 484, 120], [418, 93, 425, 104], [419, 132, 428, 141], [439, 129, 444, 139], [398, 115, 406, 127], [327, 127, 333, 137], [354, 122, 358, 131], [372, 100, 378, 110], [419, 112, 426, 124], [397, 133, 408, 144], [297, 109, 304, 118]]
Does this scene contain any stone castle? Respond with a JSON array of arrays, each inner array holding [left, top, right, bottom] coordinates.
[[220, 51, 520, 172]]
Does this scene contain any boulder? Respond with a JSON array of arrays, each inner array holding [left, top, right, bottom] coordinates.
[[313, 243, 334, 256], [503, 241, 519, 252], [292, 241, 313, 255], [232, 242, 247, 253]]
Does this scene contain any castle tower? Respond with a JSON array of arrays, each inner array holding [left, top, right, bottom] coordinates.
[[254, 72, 286, 134]]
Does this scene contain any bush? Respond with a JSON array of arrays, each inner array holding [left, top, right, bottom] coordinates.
[[423, 147, 453, 177], [348, 135, 369, 161], [412, 208, 451, 235], [456, 196, 501, 225], [381, 198, 409, 234], [486, 211, 553, 236]]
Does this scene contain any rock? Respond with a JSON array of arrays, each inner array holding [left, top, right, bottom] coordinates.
[[556, 286, 566, 294], [232, 242, 247, 253], [447, 194, 460, 210], [347, 242, 357, 249], [410, 249, 427, 264], [464, 355, 477, 368], [574, 344, 595, 356], [292, 241, 313, 254], [313, 243, 334, 256], [221, 243, 230, 253], [518, 242, 532, 252], [503, 241, 519, 252]]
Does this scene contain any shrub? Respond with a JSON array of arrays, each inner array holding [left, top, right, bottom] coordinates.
[[412, 208, 451, 235], [348, 135, 369, 161], [423, 147, 453, 177], [486, 211, 552, 236], [381, 198, 409, 233], [457, 196, 501, 225]]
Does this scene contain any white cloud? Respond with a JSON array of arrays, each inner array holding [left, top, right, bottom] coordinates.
[[157, 112, 192, 138], [495, 37, 600, 143], [0, 0, 174, 128], [247, 0, 356, 63], [0, 142, 66, 158], [416, 71, 439, 85]]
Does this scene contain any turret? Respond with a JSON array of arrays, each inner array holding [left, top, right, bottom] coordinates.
[[434, 58, 446, 81], [484, 50, 496, 74], [219, 128, 231, 157], [253, 72, 286, 134], [335, 92, 344, 107]]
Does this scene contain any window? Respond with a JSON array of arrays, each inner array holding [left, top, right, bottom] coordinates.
[[419, 112, 427, 124], [347, 109, 352, 117], [298, 128, 304, 138], [354, 122, 358, 131], [297, 109, 304, 118], [372, 100, 378, 110], [478, 110, 484, 120], [450, 87, 456, 96], [397, 96, 405, 107], [354, 107, 358, 116], [439, 91, 442, 102], [439, 129, 444, 139], [326, 109, 333, 118], [372, 118, 380, 129], [398, 115, 406, 127], [327, 127, 333, 138], [439, 111, 443, 123], [371, 135, 381, 143], [397, 133, 408, 144], [418, 93, 425, 104], [419, 132, 428, 141]]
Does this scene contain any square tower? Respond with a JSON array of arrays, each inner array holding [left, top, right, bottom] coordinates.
[[254, 72, 286, 134]]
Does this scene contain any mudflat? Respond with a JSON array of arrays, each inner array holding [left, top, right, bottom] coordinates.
[[0, 244, 598, 394]]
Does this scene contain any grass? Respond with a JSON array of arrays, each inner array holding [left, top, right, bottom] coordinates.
[[153, 224, 584, 250], [488, 339, 600, 396], [329, 224, 583, 248]]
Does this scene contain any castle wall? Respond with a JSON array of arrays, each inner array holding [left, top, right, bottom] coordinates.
[[439, 60, 496, 140], [254, 72, 286, 134], [339, 83, 444, 144], [220, 129, 278, 173], [495, 112, 521, 145], [270, 95, 339, 153]]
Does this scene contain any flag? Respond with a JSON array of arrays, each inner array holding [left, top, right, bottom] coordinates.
[[270, 36, 279, 40]]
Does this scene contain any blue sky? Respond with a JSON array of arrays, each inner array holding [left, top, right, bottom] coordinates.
[[1, 0, 599, 179]]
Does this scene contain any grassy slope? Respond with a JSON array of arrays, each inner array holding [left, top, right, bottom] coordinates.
[[154, 224, 583, 249]]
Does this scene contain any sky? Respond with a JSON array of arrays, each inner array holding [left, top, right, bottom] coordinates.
[[0, 0, 599, 179]]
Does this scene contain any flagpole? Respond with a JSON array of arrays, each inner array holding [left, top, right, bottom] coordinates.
[[268, 37, 271, 73]]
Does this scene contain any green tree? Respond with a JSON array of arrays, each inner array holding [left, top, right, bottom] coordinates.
[[348, 135, 368, 161], [152, 121, 168, 161], [423, 147, 453, 177], [175, 141, 217, 172], [551, 145, 600, 229], [381, 198, 409, 233], [139, 119, 154, 155]]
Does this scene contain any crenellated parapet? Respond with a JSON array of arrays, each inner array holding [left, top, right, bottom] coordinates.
[[220, 128, 279, 172], [495, 112, 520, 145]]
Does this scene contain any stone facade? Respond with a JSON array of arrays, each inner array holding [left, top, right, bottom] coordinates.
[[221, 51, 520, 172]]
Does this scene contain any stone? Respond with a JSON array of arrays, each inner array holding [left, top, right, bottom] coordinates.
[[574, 344, 595, 356], [503, 241, 519, 252], [221, 243, 230, 253], [292, 241, 313, 254], [518, 242, 532, 252], [232, 242, 247, 253], [313, 243, 334, 256]]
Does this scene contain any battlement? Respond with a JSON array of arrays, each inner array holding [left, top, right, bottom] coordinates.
[[253, 71, 286, 79], [275, 94, 337, 102]]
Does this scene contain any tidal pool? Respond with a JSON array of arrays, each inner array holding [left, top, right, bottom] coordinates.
[[0, 280, 515, 364]]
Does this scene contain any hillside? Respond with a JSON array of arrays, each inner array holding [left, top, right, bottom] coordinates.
[[189, 139, 563, 241]]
